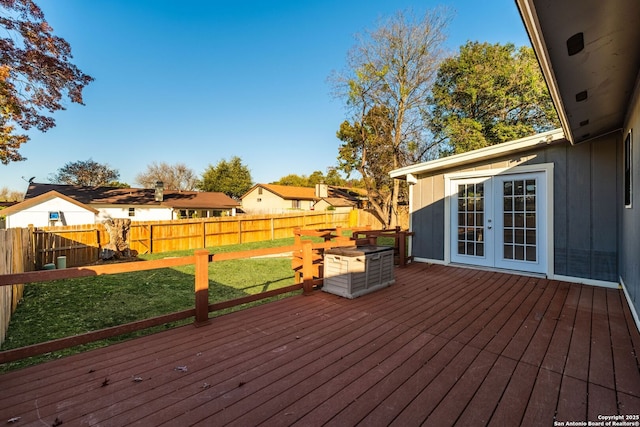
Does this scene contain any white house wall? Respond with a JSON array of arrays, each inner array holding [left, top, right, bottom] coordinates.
[[95, 206, 174, 222], [5, 198, 95, 228]]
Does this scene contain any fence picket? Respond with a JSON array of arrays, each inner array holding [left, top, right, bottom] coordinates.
[[0, 228, 32, 346], [20, 210, 381, 269]]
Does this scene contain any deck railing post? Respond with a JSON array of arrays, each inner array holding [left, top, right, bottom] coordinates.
[[398, 230, 407, 267], [194, 249, 211, 326], [302, 241, 314, 295]]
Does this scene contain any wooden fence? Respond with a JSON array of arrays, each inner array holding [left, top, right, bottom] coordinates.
[[0, 228, 33, 346], [0, 227, 412, 363], [0, 237, 368, 364], [26, 210, 372, 269]]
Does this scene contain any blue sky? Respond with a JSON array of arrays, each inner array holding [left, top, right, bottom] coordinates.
[[1, 0, 531, 192]]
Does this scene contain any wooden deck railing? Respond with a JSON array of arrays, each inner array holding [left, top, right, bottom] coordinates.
[[0, 228, 412, 365], [351, 226, 414, 266]]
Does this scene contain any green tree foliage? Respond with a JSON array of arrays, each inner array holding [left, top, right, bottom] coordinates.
[[273, 174, 309, 187], [337, 105, 397, 213], [332, 8, 450, 227], [0, 0, 93, 164], [428, 41, 559, 155], [272, 169, 355, 188], [50, 159, 119, 186], [136, 162, 197, 191], [198, 156, 252, 199], [106, 181, 130, 188]]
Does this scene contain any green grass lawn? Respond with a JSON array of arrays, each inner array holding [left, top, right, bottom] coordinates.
[[0, 238, 302, 372]]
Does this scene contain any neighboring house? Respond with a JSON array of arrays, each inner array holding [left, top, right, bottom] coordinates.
[[240, 184, 364, 214], [2, 191, 99, 228], [390, 0, 640, 326], [241, 184, 318, 214], [3, 183, 239, 227], [312, 197, 355, 213]]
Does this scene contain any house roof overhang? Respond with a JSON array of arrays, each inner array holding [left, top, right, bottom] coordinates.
[[390, 128, 565, 179], [1, 191, 99, 216], [515, 0, 640, 144], [241, 184, 319, 201], [24, 183, 240, 210]]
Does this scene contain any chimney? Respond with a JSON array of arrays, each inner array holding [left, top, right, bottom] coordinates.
[[154, 181, 164, 202], [315, 183, 328, 198]]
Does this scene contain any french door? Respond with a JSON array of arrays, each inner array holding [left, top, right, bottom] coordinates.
[[450, 171, 547, 274]]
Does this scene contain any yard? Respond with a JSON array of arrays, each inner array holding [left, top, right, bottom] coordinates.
[[0, 238, 301, 372]]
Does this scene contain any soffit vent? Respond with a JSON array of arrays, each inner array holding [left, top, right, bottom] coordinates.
[[567, 32, 584, 56]]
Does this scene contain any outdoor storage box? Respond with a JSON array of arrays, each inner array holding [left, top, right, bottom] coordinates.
[[323, 245, 395, 299]]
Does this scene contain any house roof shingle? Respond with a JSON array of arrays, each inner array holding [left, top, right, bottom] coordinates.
[[1, 190, 99, 216], [242, 184, 367, 204], [24, 183, 240, 209], [260, 184, 318, 200]]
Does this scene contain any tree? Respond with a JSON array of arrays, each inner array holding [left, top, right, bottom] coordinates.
[[428, 41, 559, 155], [272, 173, 309, 187], [272, 169, 353, 188], [332, 8, 451, 228], [0, 0, 93, 164], [50, 159, 119, 186], [0, 186, 23, 201], [198, 156, 252, 199], [136, 162, 198, 191], [337, 105, 398, 218], [325, 168, 353, 186], [105, 181, 130, 188]]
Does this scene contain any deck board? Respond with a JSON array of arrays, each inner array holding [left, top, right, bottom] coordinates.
[[1, 263, 640, 426]]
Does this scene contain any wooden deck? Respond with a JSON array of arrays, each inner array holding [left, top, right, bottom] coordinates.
[[1, 263, 640, 426]]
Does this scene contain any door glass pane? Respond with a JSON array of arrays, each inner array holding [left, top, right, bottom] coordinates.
[[502, 178, 537, 263], [504, 229, 513, 243], [457, 182, 485, 257], [504, 245, 513, 259], [504, 213, 513, 227], [504, 181, 513, 196]]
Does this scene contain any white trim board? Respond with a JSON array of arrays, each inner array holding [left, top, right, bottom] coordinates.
[[443, 163, 555, 277], [390, 129, 565, 179], [621, 277, 640, 333], [411, 257, 620, 290]]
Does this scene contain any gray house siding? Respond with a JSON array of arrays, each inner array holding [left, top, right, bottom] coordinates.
[[412, 176, 445, 261], [410, 136, 620, 282], [621, 89, 640, 312]]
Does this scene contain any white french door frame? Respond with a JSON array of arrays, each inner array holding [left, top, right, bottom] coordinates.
[[444, 163, 554, 277]]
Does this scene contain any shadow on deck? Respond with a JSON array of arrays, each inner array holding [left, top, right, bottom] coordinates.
[[1, 263, 639, 426]]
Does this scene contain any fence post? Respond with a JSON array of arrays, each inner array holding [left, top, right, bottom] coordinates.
[[271, 218, 275, 240], [149, 224, 154, 254], [302, 241, 314, 295], [194, 249, 210, 326]]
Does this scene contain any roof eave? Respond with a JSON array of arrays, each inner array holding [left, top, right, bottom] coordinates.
[[515, 0, 574, 143], [390, 128, 565, 179]]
